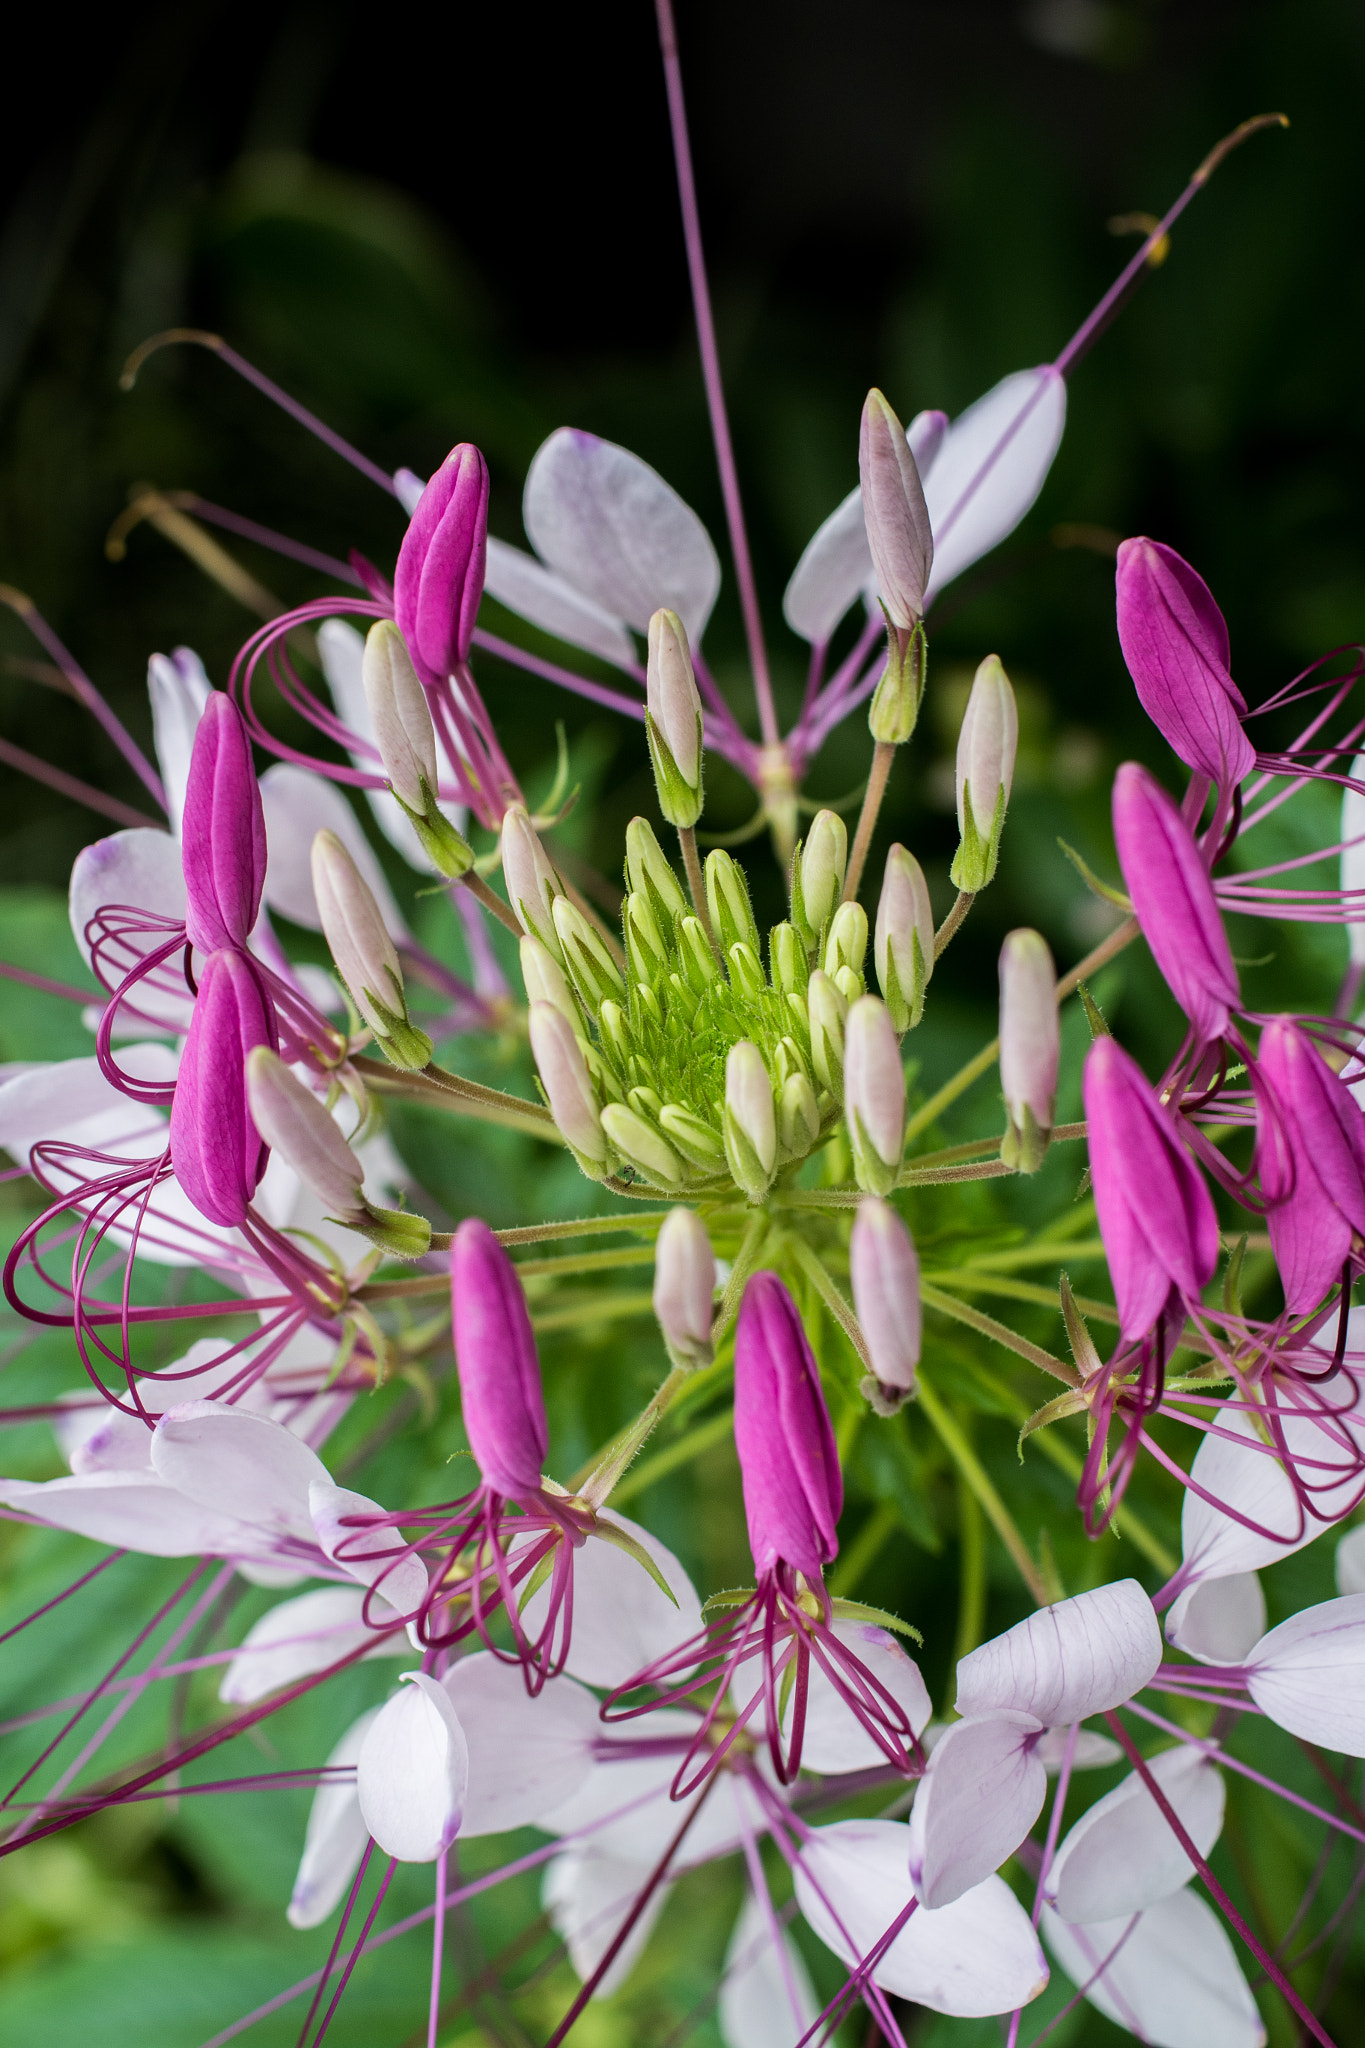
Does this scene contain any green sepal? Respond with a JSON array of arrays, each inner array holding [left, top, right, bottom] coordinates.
[[1000, 1102, 1049, 1174], [701, 1586, 756, 1616], [645, 709, 704, 829], [343, 1200, 433, 1261], [394, 781, 474, 878], [848, 1107, 898, 1199], [361, 981, 434, 1072], [868, 613, 927, 745], [828, 1596, 924, 1646], [950, 777, 1007, 892], [723, 1105, 775, 1204], [587, 1516, 679, 1605]]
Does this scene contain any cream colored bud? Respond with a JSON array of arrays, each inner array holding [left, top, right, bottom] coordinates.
[[658, 1104, 726, 1170], [723, 1040, 777, 1202], [624, 891, 668, 985], [705, 850, 760, 958], [552, 896, 626, 1014], [875, 844, 934, 1033], [844, 995, 905, 1197], [653, 1207, 716, 1368], [998, 928, 1058, 1173], [779, 1071, 820, 1160], [501, 804, 564, 955], [246, 1048, 364, 1216], [851, 1195, 921, 1407], [769, 922, 809, 995], [528, 1002, 607, 1167], [645, 609, 704, 828], [951, 655, 1018, 892], [519, 935, 577, 1024], [824, 901, 869, 983], [601, 1102, 685, 1187], [311, 830, 431, 1068], [807, 970, 848, 1101], [795, 810, 848, 940], [362, 620, 437, 811], [625, 816, 689, 925]]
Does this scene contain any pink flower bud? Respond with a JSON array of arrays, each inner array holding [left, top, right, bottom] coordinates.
[[998, 929, 1058, 1172], [850, 1197, 921, 1399], [451, 1218, 548, 1499], [951, 656, 1017, 891], [1112, 762, 1239, 1046], [180, 693, 266, 953], [1257, 1019, 1365, 1314], [645, 608, 703, 814], [734, 1272, 841, 1578], [393, 442, 490, 681], [874, 844, 934, 1032], [843, 996, 905, 1197], [169, 950, 276, 1226], [859, 388, 933, 630], [653, 1207, 716, 1368], [1082, 1036, 1219, 1343], [1115, 538, 1255, 787], [527, 1002, 607, 1165], [244, 1047, 364, 1216], [500, 805, 563, 956]]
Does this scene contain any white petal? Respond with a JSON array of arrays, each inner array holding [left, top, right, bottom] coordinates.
[[1050, 1744, 1225, 1923], [258, 763, 410, 941], [956, 1579, 1162, 1726], [1165, 1572, 1267, 1665], [0, 1469, 262, 1557], [1034, 1726, 1123, 1773], [315, 619, 435, 871], [543, 1846, 671, 1998], [922, 367, 1066, 602], [1336, 1524, 1365, 1595], [521, 1508, 703, 1690], [794, 1619, 932, 1775], [483, 536, 638, 671], [1245, 1593, 1365, 1752], [523, 428, 720, 642], [69, 827, 186, 960], [147, 649, 211, 838], [1179, 1380, 1365, 1583], [541, 1705, 781, 1866], [719, 1889, 819, 2048], [288, 1707, 380, 1928], [906, 1711, 1046, 1907], [219, 1586, 405, 1704], [0, 1049, 176, 1167], [151, 1402, 328, 1544], [309, 1481, 428, 1617], [795, 1819, 1048, 2018], [357, 1672, 468, 1861], [782, 487, 869, 646], [443, 1653, 600, 1837], [1042, 1890, 1265, 2048]]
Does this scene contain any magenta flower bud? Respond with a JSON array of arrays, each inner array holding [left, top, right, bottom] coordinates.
[[850, 1197, 921, 1404], [998, 929, 1058, 1173], [451, 1218, 548, 1499], [180, 693, 267, 954], [169, 950, 276, 1226], [1082, 1036, 1219, 1343], [1115, 538, 1255, 787], [859, 388, 933, 631], [1258, 1019, 1365, 1314], [733, 1272, 841, 1578], [1112, 761, 1239, 1046], [394, 442, 490, 682]]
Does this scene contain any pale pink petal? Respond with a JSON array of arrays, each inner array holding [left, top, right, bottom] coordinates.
[[1336, 1525, 1365, 1595], [147, 649, 212, 838], [1165, 1572, 1266, 1665], [718, 1889, 819, 2048], [151, 1402, 329, 1544], [1245, 1593, 1365, 1753], [309, 1481, 428, 1617], [1034, 1727, 1123, 1773], [69, 827, 187, 963], [483, 536, 638, 670], [218, 1586, 405, 1704], [0, 1050, 178, 1174], [521, 1508, 703, 1689], [1042, 1890, 1264, 2048], [1049, 1744, 1225, 1923], [357, 1672, 468, 1861], [1179, 1382, 1365, 1582], [523, 428, 720, 642], [0, 1469, 256, 1558], [542, 1846, 671, 1998], [795, 1619, 932, 1774], [794, 1819, 1048, 2018], [258, 762, 410, 941], [444, 1653, 600, 1836], [956, 1580, 1162, 1726], [922, 367, 1066, 602], [906, 1711, 1046, 1907], [288, 1707, 380, 1928]]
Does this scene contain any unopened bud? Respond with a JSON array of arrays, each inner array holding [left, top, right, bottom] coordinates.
[[728, 942, 766, 1001], [598, 1000, 634, 1073], [723, 1040, 778, 1203], [875, 844, 934, 1033], [951, 655, 1017, 892], [625, 817, 688, 927], [170, 950, 273, 1226], [705, 850, 760, 959], [792, 810, 848, 942], [528, 1003, 607, 1170], [181, 693, 267, 954], [868, 617, 928, 747], [679, 915, 720, 993], [659, 1104, 726, 1171], [501, 805, 564, 955], [645, 609, 704, 829], [807, 970, 848, 1101], [624, 891, 669, 986], [779, 1070, 820, 1160], [552, 896, 626, 1014], [601, 1102, 685, 1187], [362, 621, 472, 878], [394, 442, 489, 681], [311, 831, 432, 1069], [769, 922, 809, 995], [850, 1196, 921, 1411], [844, 996, 905, 1196], [519, 936, 577, 1024], [860, 389, 933, 633], [998, 929, 1058, 1173], [824, 901, 868, 985], [653, 1207, 716, 1369]]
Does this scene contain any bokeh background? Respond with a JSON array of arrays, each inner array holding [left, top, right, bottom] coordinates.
[[0, 0, 1363, 2041]]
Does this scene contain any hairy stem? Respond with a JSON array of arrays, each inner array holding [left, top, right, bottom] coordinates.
[[920, 1281, 1079, 1387], [933, 889, 976, 959], [842, 740, 896, 904], [459, 870, 523, 938], [678, 823, 723, 961], [354, 1056, 557, 1141]]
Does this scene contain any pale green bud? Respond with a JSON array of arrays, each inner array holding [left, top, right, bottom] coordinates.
[[773, 1035, 810, 1091], [824, 901, 868, 983], [678, 915, 720, 994], [728, 942, 766, 1001], [807, 970, 847, 1101], [999, 928, 1058, 1174], [519, 935, 578, 1024], [601, 1102, 686, 1187], [658, 1104, 726, 1170], [874, 844, 934, 1033], [311, 830, 432, 1070], [868, 615, 927, 746], [582, 1037, 625, 1105], [792, 809, 848, 943], [844, 996, 906, 1198], [528, 1002, 608, 1169], [834, 965, 864, 1006], [625, 816, 689, 927], [769, 922, 809, 995], [624, 891, 668, 986], [784, 990, 812, 1060], [722, 1040, 778, 1203], [552, 896, 626, 1015], [778, 1070, 820, 1161], [653, 1206, 717, 1369], [705, 850, 760, 959], [665, 972, 700, 1026], [501, 805, 564, 956], [645, 609, 704, 829], [628, 1084, 664, 1121], [598, 999, 634, 1071], [951, 654, 1018, 892]]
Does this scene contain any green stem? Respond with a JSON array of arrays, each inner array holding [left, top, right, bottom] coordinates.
[[841, 740, 896, 905], [953, 1477, 987, 1665], [678, 824, 723, 962], [497, 1213, 673, 1247], [925, 1271, 1118, 1323], [515, 1246, 657, 1281], [788, 1235, 870, 1369], [608, 1406, 737, 1506], [829, 1504, 898, 1597], [916, 1375, 1050, 1606], [933, 889, 976, 960], [579, 1362, 693, 1508], [920, 1281, 1079, 1387], [353, 1056, 558, 1141], [459, 870, 523, 937], [531, 1289, 655, 1335], [710, 1211, 771, 1349]]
